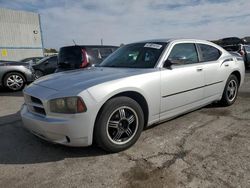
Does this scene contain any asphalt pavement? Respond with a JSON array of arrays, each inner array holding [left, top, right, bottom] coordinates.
[[0, 71, 249, 188]]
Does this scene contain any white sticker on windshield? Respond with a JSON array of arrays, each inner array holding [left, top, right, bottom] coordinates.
[[144, 43, 162, 49]]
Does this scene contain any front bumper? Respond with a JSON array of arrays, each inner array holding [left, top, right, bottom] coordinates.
[[21, 104, 93, 146], [24, 67, 35, 83]]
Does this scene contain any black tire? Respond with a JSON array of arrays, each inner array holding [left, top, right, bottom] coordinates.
[[34, 70, 43, 79], [220, 74, 239, 106], [94, 96, 144, 153], [3, 72, 25, 91]]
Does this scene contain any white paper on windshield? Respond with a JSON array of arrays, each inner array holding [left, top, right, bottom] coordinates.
[[144, 43, 162, 49]]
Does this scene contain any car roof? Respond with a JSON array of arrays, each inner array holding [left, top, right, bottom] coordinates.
[[133, 38, 225, 48], [133, 38, 215, 44], [61, 45, 118, 49], [132, 38, 229, 55]]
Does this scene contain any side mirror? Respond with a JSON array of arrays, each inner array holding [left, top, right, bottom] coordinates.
[[163, 59, 173, 69]]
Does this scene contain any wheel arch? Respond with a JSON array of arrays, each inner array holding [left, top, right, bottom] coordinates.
[[2, 71, 27, 85], [94, 91, 149, 129], [230, 70, 241, 84]]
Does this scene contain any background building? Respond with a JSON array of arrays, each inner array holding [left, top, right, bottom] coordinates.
[[0, 8, 44, 61]]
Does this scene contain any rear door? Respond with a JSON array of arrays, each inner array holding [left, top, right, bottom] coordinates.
[[197, 43, 229, 98], [160, 43, 204, 120]]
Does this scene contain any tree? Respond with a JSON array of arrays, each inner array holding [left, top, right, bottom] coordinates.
[[44, 48, 58, 53]]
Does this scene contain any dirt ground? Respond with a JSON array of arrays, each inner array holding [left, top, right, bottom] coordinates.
[[0, 71, 249, 188]]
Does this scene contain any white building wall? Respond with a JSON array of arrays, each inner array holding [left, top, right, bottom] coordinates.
[[0, 8, 44, 61]]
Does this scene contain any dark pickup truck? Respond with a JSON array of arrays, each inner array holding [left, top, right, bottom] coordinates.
[[222, 44, 250, 68]]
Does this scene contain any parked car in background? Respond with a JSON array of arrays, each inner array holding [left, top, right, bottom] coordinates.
[[0, 60, 34, 91], [21, 39, 245, 152], [221, 44, 250, 68], [56, 45, 118, 72], [20, 57, 43, 65], [221, 37, 244, 46], [32, 55, 58, 79]]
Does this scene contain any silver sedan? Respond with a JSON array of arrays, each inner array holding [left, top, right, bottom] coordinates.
[[21, 39, 245, 152]]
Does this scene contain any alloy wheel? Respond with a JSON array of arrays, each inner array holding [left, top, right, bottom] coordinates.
[[227, 79, 237, 102], [6, 74, 24, 91], [106, 106, 139, 145]]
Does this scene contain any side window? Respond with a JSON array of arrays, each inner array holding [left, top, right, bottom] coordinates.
[[198, 44, 221, 62], [168, 43, 199, 65], [47, 56, 57, 65], [99, 48, 113, 59]]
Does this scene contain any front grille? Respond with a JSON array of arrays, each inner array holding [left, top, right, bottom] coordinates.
[[30, 96, 42, 105], [33, 106, 46, 116], [24, 94, 46, 116]]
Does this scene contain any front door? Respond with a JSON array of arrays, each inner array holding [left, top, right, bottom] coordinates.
[[160, 43, 204, 120]]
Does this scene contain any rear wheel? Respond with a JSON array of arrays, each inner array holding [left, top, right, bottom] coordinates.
[[94, 96, 144, 153], [220, 74, 239, 106], [3, 72, 25, 91]]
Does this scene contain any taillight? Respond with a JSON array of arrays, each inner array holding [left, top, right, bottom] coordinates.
[[80, 49, 89, 68], [239, 50, 245, 56]]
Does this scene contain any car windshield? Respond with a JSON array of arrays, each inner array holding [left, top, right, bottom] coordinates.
[[35, 56, 52, 65], [99, 42, 167, 68]]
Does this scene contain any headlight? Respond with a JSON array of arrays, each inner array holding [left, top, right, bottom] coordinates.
[[49, 97, 87, 114]]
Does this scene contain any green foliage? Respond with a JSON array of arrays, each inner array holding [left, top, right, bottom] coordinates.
[[44, 48, 57, 53]]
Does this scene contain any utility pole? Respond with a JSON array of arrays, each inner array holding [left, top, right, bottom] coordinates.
[[101, 38, 103, 45]]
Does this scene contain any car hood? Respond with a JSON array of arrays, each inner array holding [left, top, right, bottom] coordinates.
[[32, 67, 155, 91]]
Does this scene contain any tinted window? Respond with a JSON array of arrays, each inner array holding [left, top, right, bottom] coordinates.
[[222, 37, 242, 45], [36, 56, 52, 65], [223, 45, 240, 52], [198, 44, 221, 62], [99, 48, 113, 58], [168, 43, 198, 64], [100, 42, 166, 68], [58, 46, 82, 68], [86, 48, 115, 64], [86, 48, 101, 64], [48, 56, 58, 64]]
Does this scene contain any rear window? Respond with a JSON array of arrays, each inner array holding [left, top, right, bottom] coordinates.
[[86, 47, 115, 64], [99, 48, 113, 58], [223, 45, 240, 52], [58, 46, 82, 67]]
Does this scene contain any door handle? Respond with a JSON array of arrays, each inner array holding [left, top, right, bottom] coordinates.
[[196, 67, 203, 72], [224, 63, 229, 67]]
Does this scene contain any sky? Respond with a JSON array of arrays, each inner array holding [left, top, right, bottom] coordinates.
[[0, 0, 249, 49]]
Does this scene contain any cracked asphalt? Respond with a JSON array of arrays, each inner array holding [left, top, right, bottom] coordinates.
[[0, 71, 250, 188]]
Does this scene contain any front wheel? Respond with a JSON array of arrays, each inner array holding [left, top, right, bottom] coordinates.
[[220, 74, 239, 106], [94, 96, 144, 153], [3, 72, 25, 91]]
